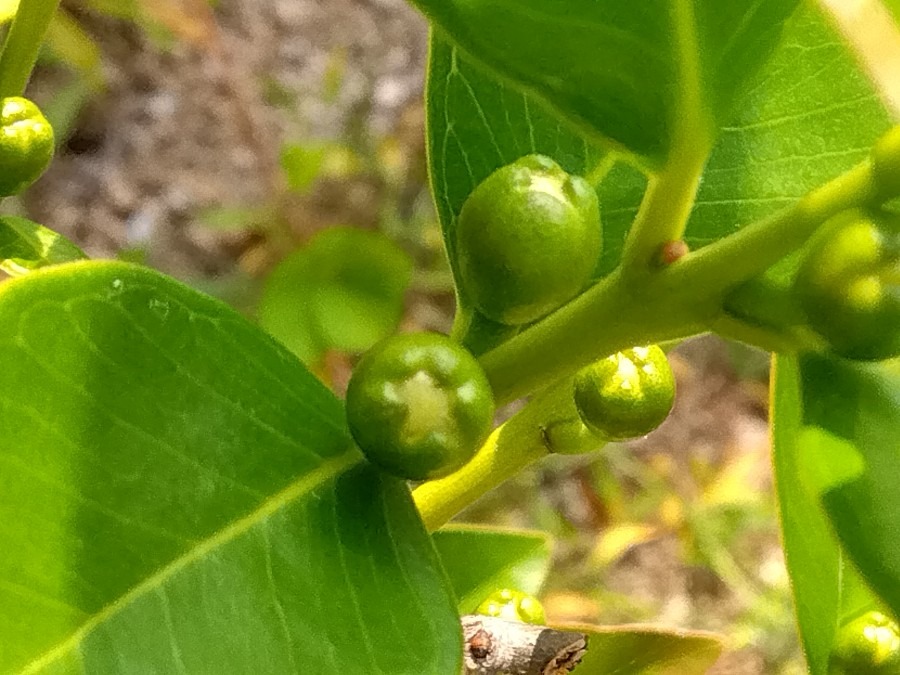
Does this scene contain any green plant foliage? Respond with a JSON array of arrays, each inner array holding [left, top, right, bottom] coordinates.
[[0, 215, 84, 275], [564, 624, 724, 674], [0, 261, 461, 673], [792, 354, 900, 619], [688, 5, 892, 262], [772, 355, 885, 674], [412, 0, 797, 163], [432, 526, 551, 613], [0, 96, 54, 196], [476, 588, 545, 624], [258, 227, 413, 364], [829, 610, 900, 675]]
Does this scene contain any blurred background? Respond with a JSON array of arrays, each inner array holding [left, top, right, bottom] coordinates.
[[6, 0, 808, 672]]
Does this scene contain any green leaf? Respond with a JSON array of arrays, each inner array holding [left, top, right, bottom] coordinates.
[[794, 353, 900, 620], [258, 227, 413, 364], [563, 623, 723, 674], [687, 3, 892, 258], [432, 525, 551, 613], [0, 261, 461, 673], [280, 143, 326, 193], [414, 0, 797, 163], [0, 216, 85, 276], [772, 355, 882, 674]]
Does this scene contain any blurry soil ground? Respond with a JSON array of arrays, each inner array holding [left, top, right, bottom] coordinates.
[[17, 0, 801, 672]]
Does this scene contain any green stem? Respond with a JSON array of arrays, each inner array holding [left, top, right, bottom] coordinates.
[[413, 378, 602, 531], [0, 0, 61, 98], [619, 0, 712, 276]]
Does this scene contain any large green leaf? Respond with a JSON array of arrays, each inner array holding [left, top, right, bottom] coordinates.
[[0, 216, 85, 276], [433, 525, 551, 613], [794, 354, 900, 619], [772, 355, 883, 674], [688, 3, 893, 257], [0, 261, 460, 673], [562, 624, 723, 674], [258, 227, 413, 365], [414, 0, 797, 163]]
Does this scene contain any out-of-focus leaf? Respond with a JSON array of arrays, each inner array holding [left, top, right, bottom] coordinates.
[[794, 353, 900, 619], [432, 525, 551, 614], [0, 216, 85, 276], [196, 205, 269, 232], [772, 355, 881, 674], [561, 623, 724, 674], [45, 10, 104, 90], [0, 0, 17, 23], [280, 143, 326, 193], [258, 227, 413, 364], [0, 261, 461, 672]]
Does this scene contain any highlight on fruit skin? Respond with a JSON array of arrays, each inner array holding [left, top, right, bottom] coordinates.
[[829, 610, 900, 675], [0, 96, 55, 197], [455, 154, 602, 326], [344, 332, 495, 481], [573, 345, 675, 442], [793, 208, 900, 361], [476, 588, 546, 625]]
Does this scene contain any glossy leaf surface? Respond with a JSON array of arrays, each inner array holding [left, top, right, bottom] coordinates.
[[0, 261, 460, 673], [0, 216, 85, 276], [259, 227, 413, 364], [433, 526, 551, 613], [414, 0, 796, 163]]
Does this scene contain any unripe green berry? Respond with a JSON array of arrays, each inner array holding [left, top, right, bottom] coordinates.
[[476, 588, 546, 625], [829, 611, 900, 674], [456, 154, 601, 326], [0, 97, 54, 197], [345, 333, 494, 481], [573, 346, 675, 441], [794, 208, 900, 361]]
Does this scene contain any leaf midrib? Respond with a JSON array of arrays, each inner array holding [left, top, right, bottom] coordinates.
[[19, 449, 363, 675]]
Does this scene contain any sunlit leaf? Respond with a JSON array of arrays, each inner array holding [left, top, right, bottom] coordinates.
[[0, 216, 85, 276]]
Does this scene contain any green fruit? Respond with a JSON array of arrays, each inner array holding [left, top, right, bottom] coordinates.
[[794, 208, 900, 361], [829, 611, 900, 674], [573, 346, 675, 441], [0, 97, 54, 197], [456, 154, 601, 325], [345, 332, 495, 481], [476, 588, 546, 625]]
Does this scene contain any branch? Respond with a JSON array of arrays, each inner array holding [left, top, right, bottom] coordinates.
[[461, 615, 588, 675]]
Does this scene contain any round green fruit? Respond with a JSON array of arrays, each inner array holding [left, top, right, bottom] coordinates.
[[573, 346, 675, 441], [345, 332, 495, 481], [0, 97, 54, 197], [794, 208, 900, 361], [476, 588, 546, 625], [829, 611, 900, 674], [456, 154, 601, 326]]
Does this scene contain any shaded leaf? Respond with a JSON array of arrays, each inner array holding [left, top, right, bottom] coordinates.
[[0, 261, 460, 673], [0, 216, 85, 276], [433, 525, 551, 613], [771, 355, 881, 674], [258, 227, 413, 364], [795, 353, 900, 620]]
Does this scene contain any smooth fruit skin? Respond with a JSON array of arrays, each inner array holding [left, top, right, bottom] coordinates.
[[794, 208, 900, 361], [456, 154, 601, 326], [476, 588, 546, 625], [829, 611, 900, 674], [0, 97, 54, 197], [345, 332, 494, 481], [573, 346, 675, 442]]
